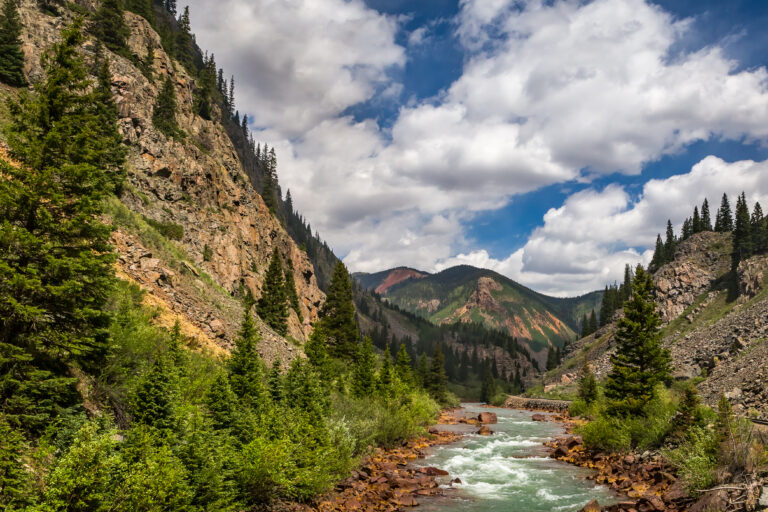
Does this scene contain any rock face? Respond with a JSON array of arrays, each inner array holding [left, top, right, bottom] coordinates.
[[16, 2, 326, 354], [654, 232, 731, 322]]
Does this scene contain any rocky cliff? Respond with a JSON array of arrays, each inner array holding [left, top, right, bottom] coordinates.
[[11, 1, 326, 363]]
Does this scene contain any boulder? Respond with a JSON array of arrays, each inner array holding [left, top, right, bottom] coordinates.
[[579, 498, 603, 511], [420, 466, 449, 476], [478, 412, 498, 424], [476, 425, 493, 435], [531, 413, 548, 422], [566, 436, 583, 449]]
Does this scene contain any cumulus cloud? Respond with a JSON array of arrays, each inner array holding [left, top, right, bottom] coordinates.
[[185, 0, 405, 136], [437, 156, 768, 296], [185, 0, 768, 296]]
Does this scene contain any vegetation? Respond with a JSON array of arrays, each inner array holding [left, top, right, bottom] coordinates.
[[0, 0, 26, 86], [153, 75, 179, 137], [257, 248, 289, 336], [89, 0, 129, 53]]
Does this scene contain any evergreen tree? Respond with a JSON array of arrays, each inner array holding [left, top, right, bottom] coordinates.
[[604, 266, 671, 416], [621, 264, 633, 302], [692, 206, 701, 234], [241, 114, 248, 135], [227, 309, 268, 411], [0, 0, 26, 86], [352, 337, 375, 397], [175, 6, 195, 71], [204, 374, 239, 432], [133, 358, 175, 430], [545, 347, 558, 371], [426, 344, 448, 402], [588, 309, 598, 335], [752, 202, 767, 253], [0, 415, 30, 507], [1, 21, 122, 433], [733, 192, 753, 268], [125, 0, 153, 24], [663, 220, 676, 261], [153, 75, 179, 137], [580, 313, 589, 338], [89, 0, 129, 53], [256, 249, 288, 336], [377, 346, 394, 395], [681, 217, 692, 240], [164, 0, 177, 15], [415, 353, 428, 388], [701, 198, 712, 231], [649, 234, 665, 271], [479, 365, 496, 403], [317, 262, 358, 358], [578, 359, 598, 405], [268, 361, 283, 403], [283, 259, 303, 322], [715, 193, 733, 232], [395, 343, 412, 385], [228, 75, 235, 116], [93, 57, 127, 193]]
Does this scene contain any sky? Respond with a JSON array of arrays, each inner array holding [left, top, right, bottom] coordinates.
[[184, 0, 768, 297]]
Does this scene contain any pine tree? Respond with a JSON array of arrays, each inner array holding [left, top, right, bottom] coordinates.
[[317, 262, 359, 358], [164, 0, 177, 15], [752, 202, 767, 253], [89, 0, 129, 53], [426, 344, 448, 402], [268, 361, 284, 403], [701, 198, 712, 231], [681, 218, 692, 240], [395, 343, 412, 385], [621, 264, 633, 302], [204, 374, 239, 432], [480, 365, 496, 403], [588, 309, 598, 334], [228, 75, 235, 116], [604, 266, 671, 416], [546, 347, 558, 370], [241, 113, 248, 135], [93, 57, 127, 193], [153, 75, 179, 137], [663, 220, 676, 262], [415, 353, 428, 388], [715, 193, 733, 232], [227, 309, 268, 411], [175, 6, 195, 71], [257, 249, 288, 336], [578, 359, 598, 405], [283, 259, 303, 322], [0, 0, 26, 86], [377, 346, 394, 395], [692, 206, 701, 234], [0, 415, 30, 507], [125, 0, 153, 24], [580, 313, 589, 338], [649, 234, 665, 271], [1, 21, 122, 433], [133, 358, 176, 430], [352, 337, 375, 397], [733, 192, 753, 268]]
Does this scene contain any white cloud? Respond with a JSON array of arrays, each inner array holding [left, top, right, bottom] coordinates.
[[184, 0, 768, 297]]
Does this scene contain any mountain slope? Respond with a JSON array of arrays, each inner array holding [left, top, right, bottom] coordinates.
[[357, 265, 602, 355]]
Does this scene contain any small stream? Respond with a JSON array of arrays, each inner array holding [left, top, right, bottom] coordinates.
[[417, 404, 618, 512]]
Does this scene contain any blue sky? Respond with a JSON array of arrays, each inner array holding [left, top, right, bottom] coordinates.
[[187, 0, 768, 295]]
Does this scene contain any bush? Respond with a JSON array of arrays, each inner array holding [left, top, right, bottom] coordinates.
[[144, 216, 184, 241], [203, 244, 213, 262], [664, 426, 718, 494], [578, 416, 632, 453]]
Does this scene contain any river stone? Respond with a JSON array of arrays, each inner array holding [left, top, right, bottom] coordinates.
[[579, 498, 602, 511], [760, 486, 768, 506], [478, 412, 498, 424]]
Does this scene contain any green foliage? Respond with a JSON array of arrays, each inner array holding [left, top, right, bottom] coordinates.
[[426, 344, 448, 403], [0, 0, 26, 86], [352, 336, 376, 397], [318, 262, 359, 358], [715, 193, 733, 232], [1, 20, 125, 434], [578, 359, 599, 405], [132, 357, 176, 430], [89, 0, 129, 53], [257, 248, 288, 336], [394, 343, 412, 385], [153, 75, 179, 137], [144, 216, 184, 240], [664, 426, 718, 493], [604, 266, 671, 416], [0, 414, 32, 508], [202, 244, 212, 262], [284, 259, 303, 322], [226, 309, 268, 412]]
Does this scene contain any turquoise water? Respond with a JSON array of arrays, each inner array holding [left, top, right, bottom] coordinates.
[[417, 404, 618, 512]]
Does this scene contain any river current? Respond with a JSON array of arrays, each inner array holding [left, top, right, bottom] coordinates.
[[417, 404, 618, 512]]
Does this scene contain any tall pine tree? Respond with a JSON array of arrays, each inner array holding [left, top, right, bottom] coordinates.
[[283, 259, 303, 322], [715, 193, 733, 232], [701, 198, 712, 231], [732, 192, 753, 268], [153, 75, 179, 137], [604, 266, 671, 416], [426, 344, 448, 403], [317, 262, 358, 358], [256, 248, 288, 336], [89, 0, 129, 53], [1, 21, 122, 433], [0, 0, 26, 86]]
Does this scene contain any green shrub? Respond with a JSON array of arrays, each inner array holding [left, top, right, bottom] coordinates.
[[663, 426, 718, 493], [578, 416, 632, 453], [203, 244, 213, 262], [144, 216, 184, 241]]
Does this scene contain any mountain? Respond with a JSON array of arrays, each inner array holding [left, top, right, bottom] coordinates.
[[355, 265, 603, 356]]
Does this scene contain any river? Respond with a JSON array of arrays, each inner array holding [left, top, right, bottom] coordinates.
[[416, 403, 618, 512]]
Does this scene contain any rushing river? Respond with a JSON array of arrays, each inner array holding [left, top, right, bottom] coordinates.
[[417, 404, 618, 512]]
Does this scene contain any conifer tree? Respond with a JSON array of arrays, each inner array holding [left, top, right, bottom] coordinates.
[[204, 374, 239, 432], [692, 206, 701, 234], [93, 57, 127, 193], [578, 359, 598, 405], [545, 347, 558, 370], [604, 266, 671, 416], [663, 220, 676, 261], [133, 358, 176, 430], [426, 344, 448, 402], [352, 337, 375, 397], [228, 75, 235, 116], [752, 202, 767, 253], [217, 68, 224, 93], [649, 234, 665, 271], [715, 193, 733, 232], [1, 21, 122, 433], [153, 75, 179, 137], [227, 309, 268, 411], [480, 365, 496, 403], [0, 0, 26, 86], [125, 0, 153, 24], [317, 262, 359, 358], [257, 248, 288, 336], [283, 259, 303, 322], [588, 309, 598, 334], [701, 198, 712, 231], [175, 6, 195, 71], [377, 346, 394, 395], [622, 264, 633, 302], [681, 218, 692, 240], [0, 415, 30, 507], [268, 361, 284, 403], [164, 0, 177, 15], [241, 114, 248, 135], [89, 0, 129, 53], [733, 192, 753, 267], [395, 343, 412, 385], [580, 313, 589, 338]]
